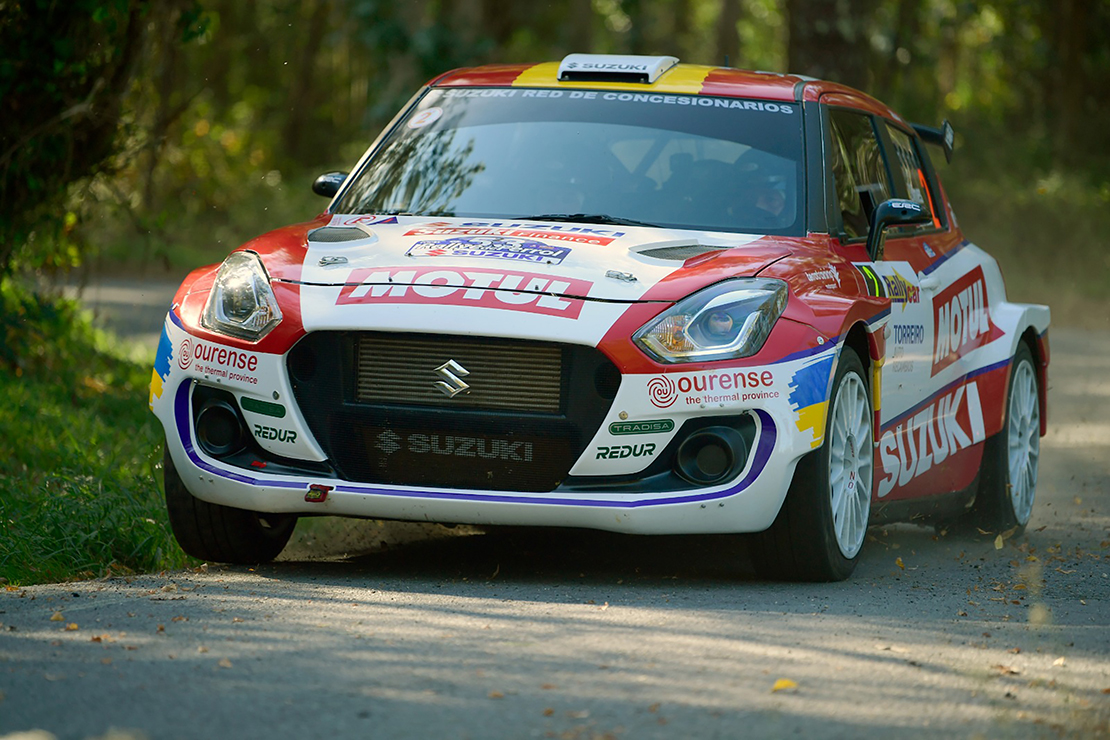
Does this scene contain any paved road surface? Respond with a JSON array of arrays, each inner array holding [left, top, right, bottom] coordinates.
[[2, 288, 1108, 739]]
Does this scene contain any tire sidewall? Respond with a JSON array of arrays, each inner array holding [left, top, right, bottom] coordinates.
[[812, 347, 872, 579]]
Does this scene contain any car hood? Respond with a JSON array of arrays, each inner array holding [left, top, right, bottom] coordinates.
[[268, 214, 793, 303]]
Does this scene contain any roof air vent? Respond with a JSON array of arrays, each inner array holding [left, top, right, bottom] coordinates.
[[558, 54, 679, 85]]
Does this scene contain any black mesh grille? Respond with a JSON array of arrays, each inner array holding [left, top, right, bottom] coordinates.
[[287, 332, 619, 492]]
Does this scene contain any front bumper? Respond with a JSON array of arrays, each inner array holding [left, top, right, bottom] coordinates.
[[151, 314, 838, 535]]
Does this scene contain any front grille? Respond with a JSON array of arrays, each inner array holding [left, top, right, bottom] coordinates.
[[356, 335, 562, 413], [287, 332, 619, 492]]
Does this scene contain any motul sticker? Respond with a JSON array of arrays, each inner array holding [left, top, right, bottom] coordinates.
[[932, 266, 1003, 376], [335, 267, 590, 319], [877, 381, 985, 498]]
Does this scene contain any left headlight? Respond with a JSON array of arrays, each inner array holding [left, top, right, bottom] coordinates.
[[201, 251, 283, 341], [634, 278, 787, 363]]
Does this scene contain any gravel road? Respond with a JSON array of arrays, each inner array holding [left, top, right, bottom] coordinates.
[[2, 286, 1107, 739]]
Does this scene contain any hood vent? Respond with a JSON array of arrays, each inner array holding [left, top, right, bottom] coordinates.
[[638, 244, 726, 261], [307, 226, 374, 243]]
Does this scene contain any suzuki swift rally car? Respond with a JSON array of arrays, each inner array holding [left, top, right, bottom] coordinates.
[[150, 54, 1049, 580]]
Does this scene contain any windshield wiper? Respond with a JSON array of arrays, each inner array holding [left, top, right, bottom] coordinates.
[[520, 213, 659, 228]]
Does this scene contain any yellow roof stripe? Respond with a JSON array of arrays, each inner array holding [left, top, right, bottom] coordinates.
[[512, 62, 713, 94]]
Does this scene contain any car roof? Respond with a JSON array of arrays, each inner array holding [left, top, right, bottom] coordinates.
[[428, 54, 901, 120]]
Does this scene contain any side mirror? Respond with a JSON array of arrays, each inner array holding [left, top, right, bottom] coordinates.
[[312, 171, 348, 198], [865, 199, 932, 261]]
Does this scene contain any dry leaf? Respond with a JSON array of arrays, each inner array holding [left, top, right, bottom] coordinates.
[[64, 623, 78, 631], [895, 557, 905, 570], [50, 611, 65, 621], [542, 708, 554, 716], [218, 658, 233, 668], [648, 703, 661, 713], [994, 535, 1004, 550], [1052, 657, 1066, 667], [994, 665, 1022, 675], [197, 646, 209, 653], [541, 683, 556, 690], [1101, 688, 1110, 695], [771, 678, 798, 693], [488, 691, 504, 699], [171, 616, 187, 622]]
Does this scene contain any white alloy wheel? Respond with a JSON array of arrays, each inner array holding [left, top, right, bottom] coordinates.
[[1007, 358, 1040, 525], [827, 371, 873, 559]]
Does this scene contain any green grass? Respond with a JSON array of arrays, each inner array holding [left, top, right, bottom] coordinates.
[[0, 278, 192, 585]]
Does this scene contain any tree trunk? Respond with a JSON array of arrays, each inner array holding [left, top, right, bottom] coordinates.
[[715, 0, 742, 67], [786, 0, 875, 90], [283, 0, 333, 165]]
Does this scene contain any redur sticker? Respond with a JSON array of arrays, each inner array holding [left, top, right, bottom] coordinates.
[[408, 107, 443, 129]]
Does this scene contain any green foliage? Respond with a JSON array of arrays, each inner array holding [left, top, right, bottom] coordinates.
[[0, 278, 192, 584]]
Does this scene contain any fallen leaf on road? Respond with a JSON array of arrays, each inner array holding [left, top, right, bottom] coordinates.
[[488, 691, 504, 699], [567, 710, 590, 719], [218, 658, 233, 669], [1052, 657, 1066, 667], [50, 612, 64, 621], [542, 708, 554, 716], [64, 623, 78, 631], [541, 683, 556, 690], [1101, 688, 1110, 694], [771, 679, 797, 693], [172, 616, 187, 622], [198, 646, 209, 653], [648, 703, 661, 713], [994, 665, 1021, 675], [994, 535, 1004, 550], [895, 557, 905, 570]]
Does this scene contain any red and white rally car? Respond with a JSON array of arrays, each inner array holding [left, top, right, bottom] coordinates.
[[150, 54, 1049, 580]]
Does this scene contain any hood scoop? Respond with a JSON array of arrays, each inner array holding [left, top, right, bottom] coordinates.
[[307, 226, 375, 243], [631, 239, 729, 261]]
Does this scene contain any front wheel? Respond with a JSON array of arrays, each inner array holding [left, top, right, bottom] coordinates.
[[163, 447, 297, 564], [751, 347, 873, 581]]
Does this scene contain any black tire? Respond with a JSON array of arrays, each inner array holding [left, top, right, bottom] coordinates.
[[163, 447, 297, 564], [750, 347, 873, 582], [964, 342, 1040, 534]]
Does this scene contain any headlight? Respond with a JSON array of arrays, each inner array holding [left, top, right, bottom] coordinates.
[[201, 251, 283, 341], [634, 278, 787, 363]]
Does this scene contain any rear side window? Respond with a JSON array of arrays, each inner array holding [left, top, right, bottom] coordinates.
[[827, 108, 891, 239], [883, 123, 944, 231]]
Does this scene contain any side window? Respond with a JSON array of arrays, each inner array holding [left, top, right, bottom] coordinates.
[[827, 108, 891, 239], [883, 123, 943, 231]]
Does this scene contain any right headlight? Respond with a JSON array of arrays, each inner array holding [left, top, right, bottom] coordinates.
[[200, 251, 283, 341], [633, 278, 787, 363]]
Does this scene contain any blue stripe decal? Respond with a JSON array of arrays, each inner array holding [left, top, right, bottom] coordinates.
[[920, 239, 969, 276], [880, 356, 1011, 432], [173, 385, 780, 508]]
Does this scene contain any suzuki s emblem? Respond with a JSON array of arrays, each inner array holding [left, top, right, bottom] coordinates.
[[434, 359, 470, 398]]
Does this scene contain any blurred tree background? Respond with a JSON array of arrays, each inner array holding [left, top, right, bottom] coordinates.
[[2, 0, 1108, 319]]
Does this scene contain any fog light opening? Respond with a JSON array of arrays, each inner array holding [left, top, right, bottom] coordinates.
[[195, 400, 246, 457], [675, 426, 749, 486]]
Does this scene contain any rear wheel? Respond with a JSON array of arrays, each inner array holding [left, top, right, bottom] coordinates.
[[751, 347, 872, 581], [163, 447, 297, 564], [965, 342, 1040, 533]]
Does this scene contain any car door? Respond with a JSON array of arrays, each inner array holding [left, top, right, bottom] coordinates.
[[823, 103, 956, 502]]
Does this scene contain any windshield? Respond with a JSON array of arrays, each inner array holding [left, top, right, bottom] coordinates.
[[334, 87, 805, 236]]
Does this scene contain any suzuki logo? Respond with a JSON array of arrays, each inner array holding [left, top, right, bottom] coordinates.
[[375, 430, 402, 455], [433, 359, 470, 398]]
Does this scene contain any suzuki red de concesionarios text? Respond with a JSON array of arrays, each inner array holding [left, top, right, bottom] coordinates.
[[150, 54, 1049, 580]]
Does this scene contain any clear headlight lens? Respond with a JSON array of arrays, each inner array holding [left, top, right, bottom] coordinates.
[[634, 278, 787, 363], [200, 251, 282, 341]]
